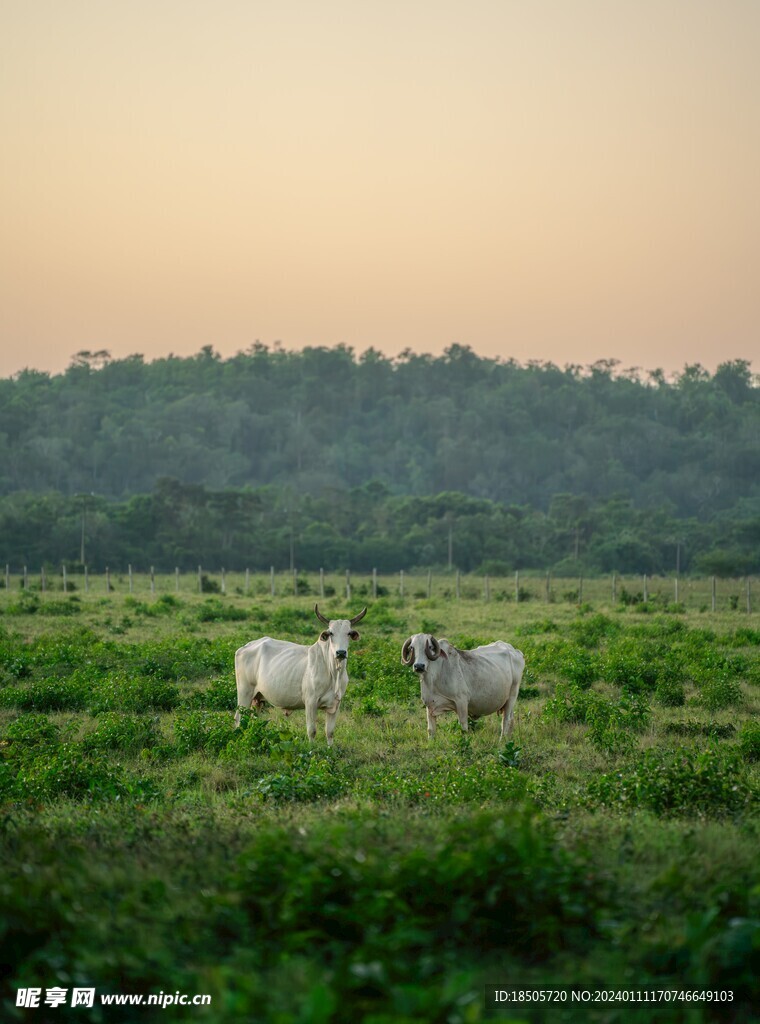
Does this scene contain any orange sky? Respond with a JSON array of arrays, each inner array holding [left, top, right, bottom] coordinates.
[[1, 0, 758, 378]]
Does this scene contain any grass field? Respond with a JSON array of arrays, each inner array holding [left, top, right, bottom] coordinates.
[[0, 584, 758, 1022]]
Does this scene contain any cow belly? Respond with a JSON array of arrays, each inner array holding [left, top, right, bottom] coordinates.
[[466, 679, 512, 718]]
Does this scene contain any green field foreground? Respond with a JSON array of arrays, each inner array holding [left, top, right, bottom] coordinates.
[[0, 588, 758, 1022]]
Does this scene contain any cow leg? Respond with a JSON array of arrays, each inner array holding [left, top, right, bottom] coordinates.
[[234, 678, 256, 728], [305, 699, 318, 742], [455, 699, 469, 732], [500, 682, 521, 741], [426, 705, 437, 740], [325, 706, 340, 747]]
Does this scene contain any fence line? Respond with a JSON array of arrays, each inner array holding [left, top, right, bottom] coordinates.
[[0, 565, 756, 613]]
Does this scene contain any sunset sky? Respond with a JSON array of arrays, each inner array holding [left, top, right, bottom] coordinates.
[[1, 0, 758, 379]]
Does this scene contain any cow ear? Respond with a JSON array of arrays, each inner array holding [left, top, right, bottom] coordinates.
[[349, 630, 360, 641], [320, 630, 331, 642]]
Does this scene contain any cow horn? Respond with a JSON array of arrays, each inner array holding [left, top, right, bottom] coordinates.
[[401, 637, 414, 665], [425, 636, 441, 661], [350, 607, 367, 625], [314, 604, 330, 626]]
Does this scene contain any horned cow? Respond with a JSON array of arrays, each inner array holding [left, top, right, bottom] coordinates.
[[401, 633, 524, 740], [234, 604, 366, 745]]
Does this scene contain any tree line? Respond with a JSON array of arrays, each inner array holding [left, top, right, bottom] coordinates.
[[0, 344, 757, 575], [0, 344, 757, 517], [1, 478, 757, 576]]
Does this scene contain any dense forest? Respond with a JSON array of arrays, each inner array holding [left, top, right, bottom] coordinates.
[[0, 345, 758, 574]]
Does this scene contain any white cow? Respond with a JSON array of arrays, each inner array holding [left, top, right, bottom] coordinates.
[[234, 605, 367, 745], [401, 633, 524, 740]]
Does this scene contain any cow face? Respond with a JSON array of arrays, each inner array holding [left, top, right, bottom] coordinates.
[[401, 633, 443, 673], [314, 605, 366, 666]]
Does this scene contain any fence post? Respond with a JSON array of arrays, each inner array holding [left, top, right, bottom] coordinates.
[[456, 570, 461, 599], [578, 576, 583, 604], [372, 568, 377, 600], [221, 568, 226, 596], [84, 565, 89, 592], [674, 576, 679, 604], [399, 570, 404, 598], [198, 565, 202, 594], [293, 568, 298, 596], [245, 568, 250, 595], [41, 566, 46, 593], [105, 567, 111, 592], [611, 573, 617, 604], [23, 566, 28, 590], [175, 567, 180, 593], [485, 575, 490, 602], [346, 569, 351, 601], [545, 571, 551, 603], [128, 564, 133, 594], [747, 577, 752, 614], [5, 565, 9, 592], [515, 570, 520, 604], [151, 566, 156, 595], [711, 576, 717, 612], [319, 568, 325, 599], [427, 570, 432, 599], [62, 564, 67, 593], [270, 566, 275, 597], [643, 574, 648, 603]]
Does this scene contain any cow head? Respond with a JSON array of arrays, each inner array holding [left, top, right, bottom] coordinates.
[[314, 604, 366, 664], [401, 633, 444, 674]]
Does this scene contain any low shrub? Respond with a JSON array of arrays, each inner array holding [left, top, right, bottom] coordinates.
[[737, 720, 760, 762], [82, 712, 161, 753], [588, 746, 756, 816], [174, 710, 236, 756]]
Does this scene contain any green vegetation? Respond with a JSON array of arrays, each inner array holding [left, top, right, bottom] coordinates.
[[1, 347, 758, 575], [0, 589, 757, 1021]]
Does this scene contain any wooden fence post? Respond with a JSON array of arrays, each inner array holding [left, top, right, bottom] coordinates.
[[643, 574, 648, 603], [578, 576, 583, 604], [23, 566, 28, 590], [711, 576, 717, 612], [198, 565, 203, 594], [270, 566, 275, 597], [5, 565, 9, 592], [319, 568, 325, 599], [245, 568, 250, 595], [399, 570, 404, 598], [221, 568, 226, 596], [84, 566, 89, 592], [485, 575, 490, 602], [175, 567, 180, 593], [293, 568, 298, 596], [128, 564, 133, 593], [515, 570, 520, 604], [151, 566, 156, 594], [105, 567, 111, 592], [674, 576, 679, 604], [372, 568, 377, 600], [427, 570, 432, 599], [41, 567, 46, 593], [346, 569, 351, 601], [747, 577, 752, 614], [612, 573, 617, 603], [456, 570, 461, 599], [62, 564, 67, 593], [545, 571, 551, 602]]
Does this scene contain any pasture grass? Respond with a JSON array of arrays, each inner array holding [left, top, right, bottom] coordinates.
[[0, 588, 758, 1021]]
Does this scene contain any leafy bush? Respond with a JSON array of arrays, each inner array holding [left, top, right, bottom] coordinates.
[[174, 710, 236, 756], [14, 744, 127, 801], [182, 676, 235, 711], [196, 598, 250, 622], [697, 673, 743, 711], [655, 677, 686, 707], [255, 750, 345, 803], [3, 713, 60, 754], [664, 721, 736, 740], [82, 713, 161, 753], [588, 747, 756, 816], [738, 720, 760, 762], [88, 675, 180, 713], [543, 683, 650, 754]]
